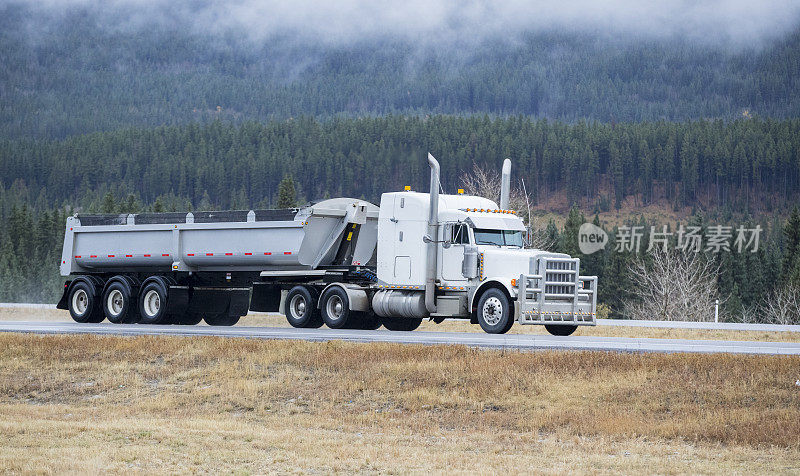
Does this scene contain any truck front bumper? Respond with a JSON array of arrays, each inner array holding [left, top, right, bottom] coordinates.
[[515, 256, 597, 326]]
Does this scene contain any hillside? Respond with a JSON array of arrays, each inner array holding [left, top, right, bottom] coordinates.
[[2, 117, 798, 213], [2, 2, 800, 138]]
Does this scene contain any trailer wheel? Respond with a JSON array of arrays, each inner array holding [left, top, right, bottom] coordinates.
[[285, 286, 323, 328], [380, 317, 422, 331], [320, 286, 352, 329], [545, 325, 578, 336], [138, 281, 170, 324], [102, 281, 135, 324], [204, 314, 241, 326], [476, 288, 512, 334], [68, 281, 103, 323]]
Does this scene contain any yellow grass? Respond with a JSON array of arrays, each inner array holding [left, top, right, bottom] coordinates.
[[1, 333, 799, 473]]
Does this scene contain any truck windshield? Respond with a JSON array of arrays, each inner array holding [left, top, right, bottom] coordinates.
[[473, 229, 524, 247]]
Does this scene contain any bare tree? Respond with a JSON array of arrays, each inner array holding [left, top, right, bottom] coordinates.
[[459, 163, 554, 250], [756, 285, 800, 325], [626, 249, 720, 321]]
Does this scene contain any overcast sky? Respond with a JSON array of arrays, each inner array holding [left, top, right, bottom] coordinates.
[[20, 0, 800, 48]]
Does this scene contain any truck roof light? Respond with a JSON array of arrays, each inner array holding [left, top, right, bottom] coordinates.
[[457, 189, 464, 194], [404, 185, 411, 191]]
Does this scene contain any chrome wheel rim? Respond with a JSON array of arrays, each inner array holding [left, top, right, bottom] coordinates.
[[107, 289, 124, 316], [72, 289, 88, 316], [482, 296, 503, 326], [143, 289, 161, 318], [326, 295, 344, 321], [290, 294, 307, 318]]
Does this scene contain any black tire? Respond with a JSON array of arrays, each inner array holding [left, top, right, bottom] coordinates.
[[138, 280, 170, 324], [204, 314, 241, 326], [347, 312, 382, 330], [68, 281, 103, 323], [381, 317, 422, 331], [545, 324, 578, 336], [285, 285, 323, 328], [320, 286, 352, 329], [476, 288, 512, 334], [102, 281, 136, 324], [174, 313, 204, 325]]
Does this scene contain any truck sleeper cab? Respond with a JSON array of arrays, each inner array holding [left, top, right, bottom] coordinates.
[[57, 155, 597, 335]]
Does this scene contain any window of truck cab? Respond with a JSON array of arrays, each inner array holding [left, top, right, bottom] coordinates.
[[472, 228, 524, 247], [447, 223, 470, 244]]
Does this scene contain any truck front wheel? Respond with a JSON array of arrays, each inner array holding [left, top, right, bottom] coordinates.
[[285, 285, 323, 328], [545, 325, 578, 336], [476, 288, 513, 334]]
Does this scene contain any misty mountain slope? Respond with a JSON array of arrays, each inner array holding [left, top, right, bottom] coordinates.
[[2, 2, 800, 138]]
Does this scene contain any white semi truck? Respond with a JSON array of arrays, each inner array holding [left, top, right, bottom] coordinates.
[[57, 155, 597, 335]]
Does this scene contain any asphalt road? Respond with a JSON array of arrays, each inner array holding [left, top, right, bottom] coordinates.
[[1, 320, 799, 355]]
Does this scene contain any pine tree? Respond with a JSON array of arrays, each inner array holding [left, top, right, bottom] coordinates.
[[782, 207, 800, 286], [277, 175, 298, 209], [100, 192, 117, 214], [560, 204, 584, 257]]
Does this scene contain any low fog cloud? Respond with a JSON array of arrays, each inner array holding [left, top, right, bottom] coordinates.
[[20, 0, 800, 47]]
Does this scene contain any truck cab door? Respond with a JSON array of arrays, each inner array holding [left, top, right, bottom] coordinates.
[[440, 222, 469, 282]]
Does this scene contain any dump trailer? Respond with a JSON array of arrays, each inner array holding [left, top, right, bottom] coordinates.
[[57, 155, 597, 335]]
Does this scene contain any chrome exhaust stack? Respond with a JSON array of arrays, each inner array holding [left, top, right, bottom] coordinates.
[[500, 158, 511, 210], [425, 153, 440, 314]]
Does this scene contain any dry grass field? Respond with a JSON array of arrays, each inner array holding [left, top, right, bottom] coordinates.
[[2, 306, 799, 343], [1, 333, 799, 474]]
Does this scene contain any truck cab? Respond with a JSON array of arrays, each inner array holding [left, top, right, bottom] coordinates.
[[374, 174, 597, 335]]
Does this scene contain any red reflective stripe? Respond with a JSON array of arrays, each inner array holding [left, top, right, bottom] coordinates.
[[74, 255, 81, 258], [90, 255, 97, 258], [125, 255, 133, 257], [225, 252, 233, 256], [206, 253, 213, 256], [187, 253, 195, 256], [245, 252, 252, 255], [108, 255, 115, 258], [284, 252, 292, 255], [264, 252, 272, 255], [144, 254, 151, 257], [162, 253, 170, 257]]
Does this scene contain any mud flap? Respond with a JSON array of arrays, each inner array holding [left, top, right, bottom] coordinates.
[[250, 283, 281, 312], [56, 281, 72, 310], [188, 287, 251, 317]]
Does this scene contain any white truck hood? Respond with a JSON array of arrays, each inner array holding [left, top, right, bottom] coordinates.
[[478, 247, 572, 282]]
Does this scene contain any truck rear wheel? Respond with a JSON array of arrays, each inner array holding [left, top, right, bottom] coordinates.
[[138, 281, 170, 324], [285, 286, 323, 328], [102, 281, 136, 324], [545, 325, 578, 336], [320, 286, 352, 329], [350, 312, 382, 330], [476, 288, 512, 334], [69, 281, 103, 323], [175, 313, 204, 325], [381, 317, 422, 331], [204, 314, 241, 326]]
